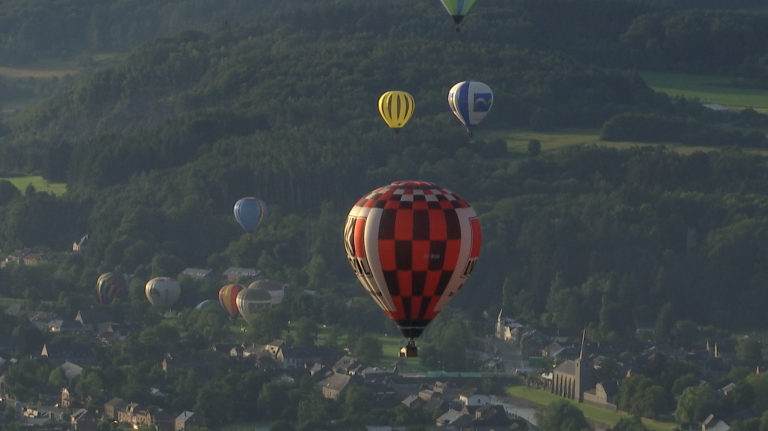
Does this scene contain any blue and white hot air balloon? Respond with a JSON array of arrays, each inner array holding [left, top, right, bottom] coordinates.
[[234, 198, 268, 234], [447, 81, 493, 136]]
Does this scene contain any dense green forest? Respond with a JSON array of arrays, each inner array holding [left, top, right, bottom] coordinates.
[[2, 0, 768, 339]]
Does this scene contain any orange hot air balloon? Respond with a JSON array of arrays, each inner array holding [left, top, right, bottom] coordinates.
[[343, 180, 482, 357], [218, 284, 244, 318]]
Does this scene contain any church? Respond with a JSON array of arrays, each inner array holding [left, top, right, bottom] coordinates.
[[550, 332, 593, 402]]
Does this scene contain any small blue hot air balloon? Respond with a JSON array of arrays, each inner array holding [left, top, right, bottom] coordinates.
[[234, 198, 268, 234], [447, 81, 494, 136]]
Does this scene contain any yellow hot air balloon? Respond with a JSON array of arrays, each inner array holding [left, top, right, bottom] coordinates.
[[378, 91, 415, 134]]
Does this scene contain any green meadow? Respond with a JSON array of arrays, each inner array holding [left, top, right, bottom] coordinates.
[[0, 297, 24, 310], [505, 385, 676, 431], [485, 127, 768, 157], [640, 71, 768, 113], [1, 176, 67, 196]]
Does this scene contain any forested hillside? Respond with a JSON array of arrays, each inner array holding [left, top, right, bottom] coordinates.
[[1, 0, 768, 337]]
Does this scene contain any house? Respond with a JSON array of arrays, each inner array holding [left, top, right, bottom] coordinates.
[[60, 361, 84, 384], [75, 311, 111, 331], [317, 373, 357, 399], [72, 234, 89, 253], [496, 310, 524, 342], [520, 330, 548, 359], [435, 409, 472, 427], [402, 395, 424, 408], [23, 253, 46, 266], [333, 356, 363, 375], [179, 268, 214, 279], [223, 267, 261, 281], [582, 381, 618, 411], [277, 345, 339, 369], [48, 319, 85, 333], [41, 343, 95, 366], [61, 388, 74, 408], [474, 404, 514, 427], [71, 408, 98, 431], [118, 403, 141, 423], [175, 411, 202, 431], [701, 414, 730, 431], [458, 388, 491, 407], [4, 304, 25, 318], [542, 342, 565, 358], [104, 397, 127, 420], [264, 339, 286, 357]]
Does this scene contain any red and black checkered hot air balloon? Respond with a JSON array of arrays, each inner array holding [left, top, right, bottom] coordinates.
[[344, 181, 482, 357]]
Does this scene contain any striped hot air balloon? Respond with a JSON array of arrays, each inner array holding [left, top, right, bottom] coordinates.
[[378, 91, 415, 136], [218, 284, 244, 318], [439, 0, 479, 31]]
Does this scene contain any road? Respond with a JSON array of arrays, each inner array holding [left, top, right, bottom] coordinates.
[[476, 336, 527, 373]]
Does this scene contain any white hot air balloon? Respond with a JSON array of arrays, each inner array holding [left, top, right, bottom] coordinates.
[[145, 277, 181, 307], [236, 288, 273, 322]]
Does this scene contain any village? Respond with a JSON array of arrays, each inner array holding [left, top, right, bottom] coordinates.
[[1, 293, 766, 431]]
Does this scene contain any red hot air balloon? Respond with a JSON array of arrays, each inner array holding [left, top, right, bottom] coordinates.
[[343, 181, 482, 357], [218, 284, 244, 318]]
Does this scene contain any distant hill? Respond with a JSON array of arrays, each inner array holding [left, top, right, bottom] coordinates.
[[0, 0, 339, 64], [659, 0, 767, 10]]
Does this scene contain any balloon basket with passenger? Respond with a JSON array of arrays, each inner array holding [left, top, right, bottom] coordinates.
[[399, 339, 419, 358]]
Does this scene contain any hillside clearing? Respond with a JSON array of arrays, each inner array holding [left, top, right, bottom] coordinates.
[[640, 71, 768, 113], [1, 176, 67, 196], [0, 66, 79, 79]]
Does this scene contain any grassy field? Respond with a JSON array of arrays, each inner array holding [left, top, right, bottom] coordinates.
[[0, 66, 78, 79], [640, 71, 768, 113], [505, 386, 676, 431], [0, 297, 23, 310], [1, 176, 67, 196], [485, 128, 768, 157]]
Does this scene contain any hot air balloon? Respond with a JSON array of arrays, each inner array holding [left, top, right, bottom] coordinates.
[[236, 288, 273, 322], [218, 284, 244, 318], [247, 279, 289, 306], [439, 0, 478, 32], [234, 198, 268, 234], [145, 277, 181, 308], [96, 272, 128, 305], [343, 181, 482, 357], [378, 91, 415, 136], [448, 81, 493, 137], [196, 299, 224, 312]]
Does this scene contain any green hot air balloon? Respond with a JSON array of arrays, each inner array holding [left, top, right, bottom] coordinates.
[[439, 0, 478, 32]]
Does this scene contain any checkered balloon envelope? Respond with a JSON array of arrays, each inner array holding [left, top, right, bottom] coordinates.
[[344, 181, 482, 340]]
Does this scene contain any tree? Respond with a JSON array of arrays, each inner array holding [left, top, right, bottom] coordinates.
[[48, 367, 67, 387], [675, 384, 715, 425], [655, 302, 674, 337], [613, 415, 647, 431], [737, 338, 763, 360], [534, 400, 590, 431], [269, 420, 295, 431], [528, 139, 541, 157], [293, 317, 319, 346], [344, 385, 373, 418], [353, 334, 383, 365]]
